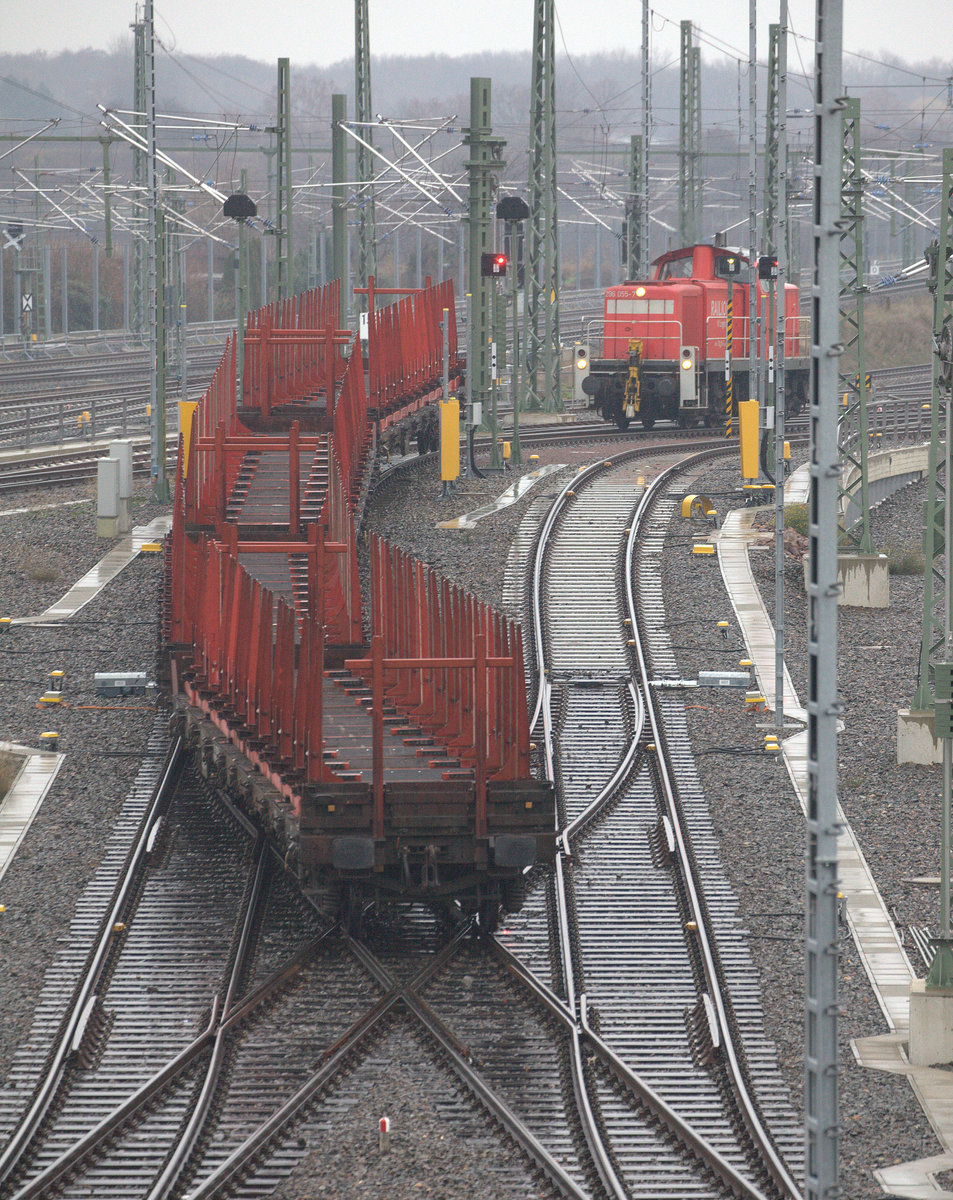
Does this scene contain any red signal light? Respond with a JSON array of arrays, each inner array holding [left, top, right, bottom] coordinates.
[[481, 252, 507, 277]]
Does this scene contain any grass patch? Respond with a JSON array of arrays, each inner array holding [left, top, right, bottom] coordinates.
[[885, 542, 925, 575], [24, 556, 60, 583], [844, 293, 933, 371], [784, 503, 809, 536]]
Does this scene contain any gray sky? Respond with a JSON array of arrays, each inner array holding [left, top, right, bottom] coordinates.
[[4, 0, 952, 73]]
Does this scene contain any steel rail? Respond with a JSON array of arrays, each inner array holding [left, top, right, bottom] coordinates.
[[528, 446, 662, 1200], [0, 736, 184, 1188], [0, 435, 179, 493], [494, 940, 774, 1200], [181, 939, 448, 1199], [8, 926, 334, 1200], [529, 456, 622, 734], [180, 923, 593, 1200], [0, 389, 930, 499], [624, 453, 801, 1200], [145, 837, 270, 1200], [526, 443, 783, 1200], [346, 936, 593, 1200], [561, 681, 644, 848]]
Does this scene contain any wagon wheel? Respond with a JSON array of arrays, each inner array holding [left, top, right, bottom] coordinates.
[[342, 884, 365, 938], [501, 872, 528, 914], [477, 897, 500, 934]]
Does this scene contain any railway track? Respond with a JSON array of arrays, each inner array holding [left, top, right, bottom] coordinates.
[[0, 343, 223, 459], [0, 344, 933, 497], [0, 732, 578, 1198], [0, 405, 924, 1197], [0, 443, 806, 1200], [501, 444, 804, 1198]]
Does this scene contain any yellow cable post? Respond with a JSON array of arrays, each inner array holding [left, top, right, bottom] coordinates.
[[178, 401, 199, 478], [440, 397, 460, 483], [738, 399, 760, 479]]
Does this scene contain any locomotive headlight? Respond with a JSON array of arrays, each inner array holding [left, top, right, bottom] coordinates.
[[635, 286, 646, 297]]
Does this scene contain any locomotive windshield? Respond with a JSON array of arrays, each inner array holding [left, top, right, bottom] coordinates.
[[657, 256, 693, 280]]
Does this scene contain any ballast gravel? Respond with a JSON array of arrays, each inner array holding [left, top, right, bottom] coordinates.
[[0, 487, 168, 1084], [0, 443, 944, 1199], [356, 446, 945, 1198]]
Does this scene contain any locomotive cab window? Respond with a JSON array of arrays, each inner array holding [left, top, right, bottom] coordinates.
[[658, 257, 693, 280]]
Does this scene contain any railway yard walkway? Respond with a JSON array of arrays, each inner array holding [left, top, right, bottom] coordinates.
[[719, 465, 952, 1199], [0, 512, 170, 886]]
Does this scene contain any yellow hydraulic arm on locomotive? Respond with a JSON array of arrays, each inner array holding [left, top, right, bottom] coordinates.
[[623, 340, 643, 420]]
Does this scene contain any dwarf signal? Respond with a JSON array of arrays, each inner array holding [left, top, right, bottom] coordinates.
[[573, 344, 590, 401], [679, 346, 697, 403]]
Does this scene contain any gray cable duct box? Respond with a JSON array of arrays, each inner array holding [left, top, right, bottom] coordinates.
[[95, 671, 147, 696], [697, 670, 752, 688], [109, 440, 134, 498]]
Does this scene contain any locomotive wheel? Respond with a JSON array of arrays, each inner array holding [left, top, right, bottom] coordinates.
[[640, 414, 656, 430], [614, 413, 631, 431]]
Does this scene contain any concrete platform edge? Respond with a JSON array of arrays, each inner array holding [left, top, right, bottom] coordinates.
[[714, 463, 953, 1197]]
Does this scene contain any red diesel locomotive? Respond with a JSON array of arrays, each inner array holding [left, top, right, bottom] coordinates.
[[582, 244, 810, 431]]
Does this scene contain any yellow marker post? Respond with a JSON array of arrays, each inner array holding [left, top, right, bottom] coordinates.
[[440, 397, 460, 483], [178, 401, 199, 478], [738, 400, 759, 479]]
